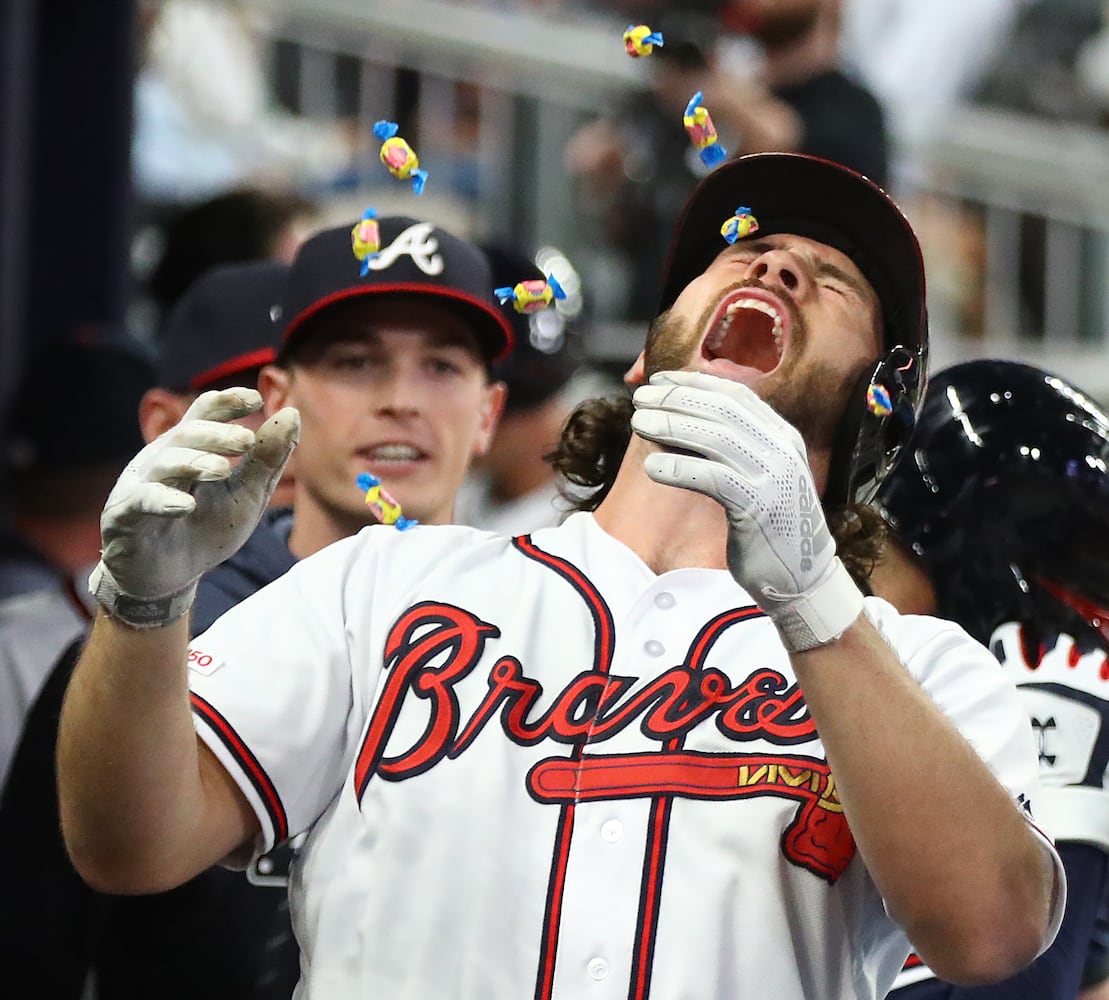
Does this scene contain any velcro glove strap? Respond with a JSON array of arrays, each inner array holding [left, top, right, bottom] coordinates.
[[89, 561, 197, 631], [759, 556, 864, 652]]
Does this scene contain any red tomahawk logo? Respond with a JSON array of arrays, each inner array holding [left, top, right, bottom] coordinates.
[[528, 750, 855, 882]]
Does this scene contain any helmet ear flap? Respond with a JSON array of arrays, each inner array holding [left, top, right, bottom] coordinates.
[[824, 346, 925, 507]]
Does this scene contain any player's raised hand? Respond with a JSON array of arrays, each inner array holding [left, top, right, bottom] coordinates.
[[631, 370, 863, 651], [89, 388, 300, 629]]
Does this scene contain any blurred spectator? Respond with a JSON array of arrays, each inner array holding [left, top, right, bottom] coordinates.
[[133, 0, 357, 204], [718, 0, 888, 182], [1078, 2, 1109, 122], [909, 0, 1106, 352], [0, 338, 155, 794], [972, 0, 1104, 123], [145, 187, 314, 316], [455, 243, 600, 534], [590, 0, 722, 18], [565, 2, 886, 324], [839, 0, 1028, 167], [133, 185, 315, 340]]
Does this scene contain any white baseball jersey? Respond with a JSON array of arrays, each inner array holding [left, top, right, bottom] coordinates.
[[187, 512, 1062, 1000], [891, 618, 1108, 993]]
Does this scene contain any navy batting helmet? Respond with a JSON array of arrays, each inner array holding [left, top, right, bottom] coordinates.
[[877, 359, 1109, 654], [659, 152, 928, 507]]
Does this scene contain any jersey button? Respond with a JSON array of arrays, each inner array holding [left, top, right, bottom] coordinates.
[[588, 957, 609, 981], [644, 639, 665, 657], [600, 819, 623, 843], [654, 591, 676, 609]]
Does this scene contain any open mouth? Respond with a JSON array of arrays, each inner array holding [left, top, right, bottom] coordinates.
[[359, 443, 428, 466], [701, 288, 789, 375]]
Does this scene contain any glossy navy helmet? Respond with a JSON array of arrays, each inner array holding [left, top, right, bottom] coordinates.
[[877, 359, 1109, 654], [658, 152, 929, 507]]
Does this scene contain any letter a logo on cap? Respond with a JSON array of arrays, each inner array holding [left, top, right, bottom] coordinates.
[[367, 222, 445, 275]]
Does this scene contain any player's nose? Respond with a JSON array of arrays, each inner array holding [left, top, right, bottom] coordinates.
[[744, 249, 810, 296], [372, 368, 424, 417]]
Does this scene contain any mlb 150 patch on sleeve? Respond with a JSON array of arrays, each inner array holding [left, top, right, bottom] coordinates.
[[187, 647, 224, 677]]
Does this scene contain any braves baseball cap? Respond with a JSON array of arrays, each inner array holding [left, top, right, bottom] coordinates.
[[657, 153, 927, 354], [156, 260, 288, 392], [278, 217, 514, 364]]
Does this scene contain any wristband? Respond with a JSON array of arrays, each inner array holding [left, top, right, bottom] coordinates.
[[759, 557, 864, 653], [88, 562, 197, 631]]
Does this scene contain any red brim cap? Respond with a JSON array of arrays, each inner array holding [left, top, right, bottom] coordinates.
[[280, 219, 514, 364], [657, 153, 927, 355]]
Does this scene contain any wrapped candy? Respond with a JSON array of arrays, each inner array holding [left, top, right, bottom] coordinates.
[[494, 274, 567, 314], [866, 383, 893, 417], [351, 208, 381, 275], [720, 206, 760, 244], [372, 120, 428, 194], [684, 91, 727, 167], [356, 472, 419, 530], [623, 24, 664, 57]]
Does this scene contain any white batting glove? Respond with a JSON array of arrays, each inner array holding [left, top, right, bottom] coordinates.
[[88, 388, 300, 629], [631, 370, 863, 652]]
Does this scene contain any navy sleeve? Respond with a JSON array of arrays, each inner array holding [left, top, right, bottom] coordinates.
[[891, 842, 1108, 1000]]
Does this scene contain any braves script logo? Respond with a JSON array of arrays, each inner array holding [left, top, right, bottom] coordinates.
[[352, 601, 854, 881], [364, 222, 444, 275]]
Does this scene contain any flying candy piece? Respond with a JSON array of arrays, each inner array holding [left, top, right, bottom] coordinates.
[[351, 208, 381, 275], [624, 24, 664, 57], [684, 91, 727, 168], [721, 206, 760, 244], [356, 472, 418, 530], [372, 120, 428, 194], [494, 274, 567, 314], [866, 383, 893, 417]]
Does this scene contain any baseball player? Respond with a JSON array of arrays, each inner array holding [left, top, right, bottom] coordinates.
[[191, 215, 512, 632], [3, 235, 511, 999], [57, 153, 1063, 1000], [875, 360, 1109, 999]]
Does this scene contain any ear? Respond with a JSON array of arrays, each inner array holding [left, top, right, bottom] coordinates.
[[472, 380, 508, 458], [258, 364, 293, 417], [138, 387, 192, 443], [624, 351, 647, 387]]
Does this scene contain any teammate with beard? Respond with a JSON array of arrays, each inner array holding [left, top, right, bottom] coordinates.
[[56, 153, 1062, 999]]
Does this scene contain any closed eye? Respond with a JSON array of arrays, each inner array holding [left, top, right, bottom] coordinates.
[[724, 251, 761, 268], [816, 264, 869, 306]]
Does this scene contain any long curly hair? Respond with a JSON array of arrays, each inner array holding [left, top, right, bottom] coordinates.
[[547, 392, 887, 589]]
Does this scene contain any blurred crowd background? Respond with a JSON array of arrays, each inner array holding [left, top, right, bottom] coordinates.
[[4, 0, 1109, 460]]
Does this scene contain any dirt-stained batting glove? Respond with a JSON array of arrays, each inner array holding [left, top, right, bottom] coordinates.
[[631, 370, 863, 652], [88, 388, 300, 629]]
